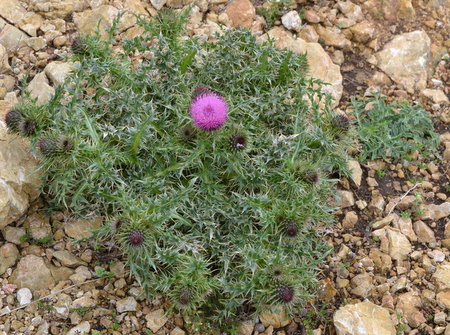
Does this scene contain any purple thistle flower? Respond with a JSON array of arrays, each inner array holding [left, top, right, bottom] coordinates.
[[179, 289, 192, 305], [190, 92, 228, 131]]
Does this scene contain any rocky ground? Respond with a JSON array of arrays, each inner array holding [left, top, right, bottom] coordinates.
[[0, 0, 450, 334]]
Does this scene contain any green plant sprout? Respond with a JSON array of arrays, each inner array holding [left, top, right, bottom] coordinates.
[[350, 93, 440, 162]]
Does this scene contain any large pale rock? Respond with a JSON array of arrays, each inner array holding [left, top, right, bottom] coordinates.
[[315, 25, 351, 50], [66, 322, 90, 335], [25, 212, 52, 240], [224, 0, 255, 29], [0, 243, 19, 275], [258, 27, 343, 107], [333, 301, 396, 335], [386, 228, 411, 262], [350, 273, 374, 299], [413, 220, 436, 244], [259, 308, 290, 328], [64, 217, 103, 240], [145, 308, 168, 332], [0, 0, 28, 24], [0, 44, 11, 74], [349, 20, 375, 44], [28, 72, 55, 105], [52, 250, 87, 268], [394, 217, 417, 242], [44, 61, 75, 86], [418, 202, 450, 221], [396, 291, 426, 327], [348, 160, 362, 187], [374, 31, 431, 93], [420, 89, 450, 105], [77, 5, 119, 40], [281, 11, 303, 33], [9, 255, 55, 292], [433, 264, 450, 286], [0, 24, 29, 50], [0, 75, 15, 100], [31, 1, 86, 20], [0, 112, 41, 228], [337, 1, 363, 21]]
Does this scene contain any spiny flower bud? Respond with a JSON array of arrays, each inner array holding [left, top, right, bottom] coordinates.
[[127, 229, 146, 249], [179, 289, 193, 305], [192, 86, 210, 99], [5, 109, 24, 133], [283, 220, 298, 238], [303, 169, 319, 185], [333, 114, 351, 132], [276, 284, 295, 304], [230, 133, 246, 151], [180, 125, 196, 143], [38, 136, 74, 157], [71, 36, 88, 55], [18, 118, 37, 137]]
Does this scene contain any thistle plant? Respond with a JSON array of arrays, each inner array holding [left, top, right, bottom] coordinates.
[[16, 9, 354, 326]]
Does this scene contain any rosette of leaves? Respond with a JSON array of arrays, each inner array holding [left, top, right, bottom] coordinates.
[[21, 8, 352, 327]]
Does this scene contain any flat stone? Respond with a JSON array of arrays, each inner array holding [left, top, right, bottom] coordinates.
[[260, 308, 290, 328], [395, 217, 417, 242], [337, 190, 355, 208], [396, 291, 426, 327], [0, 44, 11, 74], [52, 250, 87, 268], [1, 226, 26, 245], [281, 11, 303, 33], [25, 212, 52, 241], [0, 118, 41, 228], [372, 213, 397, 230], [337, 1, 363, 21], [66, 321, 90, 335], [72, 294, 97, 308], [16, 288, 32, 306], [342, 211, 358, 229], [116, 296, 139, 313], [349, 20, 375, 43], [348, 160, 362, 187], [0, 243, 19, 275], [27, 72, 55, 105], [24, 37, 46, 51], [77, 5, 119, 40], [386, 228, 412, 262], [9, 255, 55, 292], [374, 31, 430, 93], [145, 308, 168, 332], [258, 27, 343, 108], [0, 24, 29, 50], [151, 0, 167, 10], [315, 25, 351, 50], [63, 217, 103, 240], [420, 89, 450, 104], [413, 220, 436, 244], [433, 264, 450, 286], [224, 0, 255, 29], [418, 202, 450, 221], [333, 301, 396, 335], [0, 0, 28, 24]]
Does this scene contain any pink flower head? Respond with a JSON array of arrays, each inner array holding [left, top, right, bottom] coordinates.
[[190, 92, 228, 131]]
